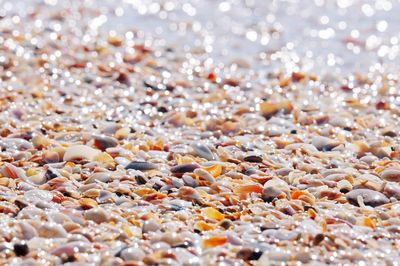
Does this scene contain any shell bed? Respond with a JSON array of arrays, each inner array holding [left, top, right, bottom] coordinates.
[[0, 0, 400, 265]]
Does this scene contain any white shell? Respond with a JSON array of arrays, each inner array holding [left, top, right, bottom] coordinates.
[[63, 145, 101, 161]]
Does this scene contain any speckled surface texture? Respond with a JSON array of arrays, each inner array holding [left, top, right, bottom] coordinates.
[[0, 0, 400, 265]]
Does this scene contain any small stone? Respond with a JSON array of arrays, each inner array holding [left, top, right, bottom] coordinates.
[[14, 243, 29, 257]]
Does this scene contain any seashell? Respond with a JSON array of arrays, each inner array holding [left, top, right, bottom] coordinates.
[[85, 172, 111, 184], [45, 167, 60, 180], [174, 248, 199, 264], [79, 198, 98, 210], [203, 207, 225, 221], [38, 223, 68, 238], [117, 246, 146, 261], [18, 221, 38, 240], [262, 229, 298, 241], [47, 212, 72, 224], [0, 138, 34, 151], [195, 221, 215, 231], [383, 182, 400, 200], [63, 145, 101, 162], [190, 143, 216, 161], [233, 184, 263, 196], [24, 189, 53, 203], [115, 127, 130, 140], [346, 189, 389, 207], [27, 173, 47, 185], [194, 168, 215, 183], [202, 236, 228, 249], [380, 168, 400, 182], [160, 232, 184, 246], [337, 179, 352, 193], [94, 152, 115, 168], [115, 157, 131, 167], [84, 207, 110, 224], [360, 155, 377, 165], [97, 190, 116, 203], [1, 162, 26, 180], [182, 174, 197, 187], [262, 186, 285, 203], [92, 135, 118, 151], [202, 163, 222, 178], [264, 178, 290, 193], [107, 35, 123, 46], [171, 163, 200, 177], [178, 186, 201, 202], [43, 150, 60, 164], [285, 143, 318, 153], [370, 142, 392, 158], [31, 135, 50, 149], [125, 161, 158, 171], [243, 155, 263, 163], [311, 136, 341, 151], [236, 248, 263, 261], [0, 201, 18, 214], [142, 219, 161, 233], [259, 100, 292, 119]]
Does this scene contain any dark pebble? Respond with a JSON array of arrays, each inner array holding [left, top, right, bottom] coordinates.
[[14, 243, 29, 257], [135, 175, 149, 185], [313, 234, 325, 245], [237, 248, 263, 261]]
